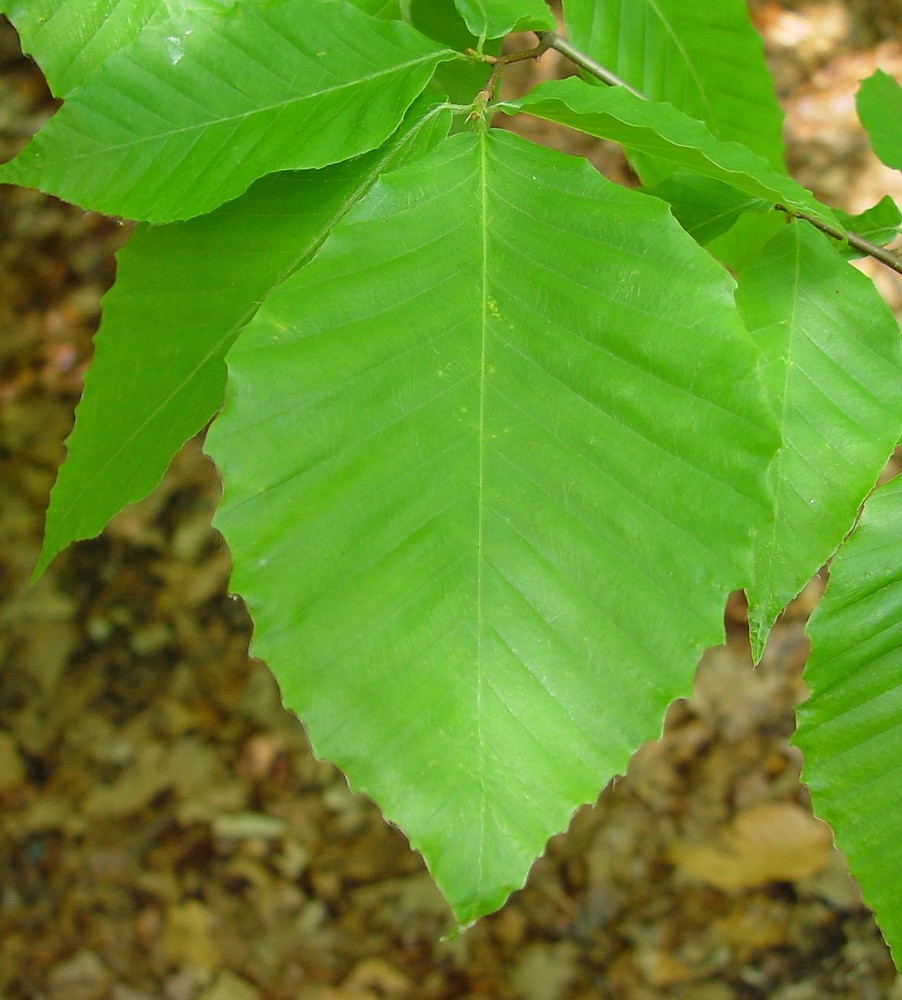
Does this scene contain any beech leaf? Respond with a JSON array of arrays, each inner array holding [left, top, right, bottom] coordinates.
[[206, 129, 777, 925]]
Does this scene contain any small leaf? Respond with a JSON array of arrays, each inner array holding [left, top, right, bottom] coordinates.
[[835, 195, 901, 256], [498, 78, 837, 228], [736, 223, 902, 656], [207, 128, 777, 926], [857, 70, 902, 171], [797, 473, 902, 966], [0, 0, 454, 222], [453, 0, 554, 40], [35, 100, 450, 578]]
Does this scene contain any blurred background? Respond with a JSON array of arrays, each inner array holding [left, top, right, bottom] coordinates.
[[1, 2, 902, 998]]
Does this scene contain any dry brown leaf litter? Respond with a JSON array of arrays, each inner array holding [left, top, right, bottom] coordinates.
[[2, 4, 902, 998]]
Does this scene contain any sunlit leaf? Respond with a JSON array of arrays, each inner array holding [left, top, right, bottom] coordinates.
[[498, 78, 835, 227], [206, 128, 777, 926], [0, 0, 455, 222], [561, 0, 784, 177]]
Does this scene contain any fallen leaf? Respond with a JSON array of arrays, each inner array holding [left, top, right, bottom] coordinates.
[[670, 802, 833, 890]]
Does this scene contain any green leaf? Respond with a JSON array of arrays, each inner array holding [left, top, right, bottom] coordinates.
[[797, 473, 902, 966], [835, 195, 901, 256], [561, 0, 784, 179], [1, 0, 177, 94], [35, 100, 451, 578], [736, 223, 902, 657], [0, 0, 454, 222], [644, 173, 770, 245], [497, 78, 837, 228], [453, 0, 554, 40], [206, 128, 777, 926], [347, 0, 408, 16], [857, 70, 902, 171]]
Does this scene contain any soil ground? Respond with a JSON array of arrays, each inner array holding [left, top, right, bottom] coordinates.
[[1, 4, 902, 998]]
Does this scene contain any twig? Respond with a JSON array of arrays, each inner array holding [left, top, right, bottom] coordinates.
[[777, 206, 902, 276], [467, 35, 553, 123]]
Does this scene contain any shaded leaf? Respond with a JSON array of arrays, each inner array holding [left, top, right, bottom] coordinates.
[[736, 223, 902, 656], [644, 173, 770, 245], [454, 0, 554, 40], [797, 473, 902, 966], [857, 70, 902, 171], [35, 100, 451, 578], [0, 0, 454, 222], [206, 128, 777, 925], [498, 78, 836, 228]]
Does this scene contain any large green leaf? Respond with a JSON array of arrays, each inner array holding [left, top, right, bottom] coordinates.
[[737, 223, 902, 657], [497, 78, 836, 228], [561, 0, 784, 176], [35, 100, 451, 579], [453, 0, 554, 40], [0, 0, 454, 222], [797, 473, 902, 966], [857, 70, 902, 171], [206, 128, 778, 925]]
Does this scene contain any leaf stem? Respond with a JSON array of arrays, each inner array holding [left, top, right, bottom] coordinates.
[[536, 31, 902, 277], [467, 36, 552, 127]]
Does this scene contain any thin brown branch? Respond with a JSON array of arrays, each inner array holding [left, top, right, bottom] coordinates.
[[777, 206, 902, 276]]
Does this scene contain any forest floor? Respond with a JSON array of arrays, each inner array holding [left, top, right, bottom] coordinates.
[[2, 3, 902, 999]]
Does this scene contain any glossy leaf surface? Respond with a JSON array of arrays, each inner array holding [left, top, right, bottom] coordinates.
[[798, 473, 902, 965], [206, 129, 777, 925], [0, 0, 454, 222], [36, 101, 451, 577], [736, 223, 902, 656]]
